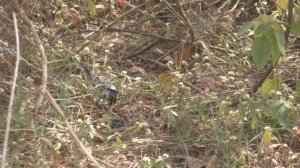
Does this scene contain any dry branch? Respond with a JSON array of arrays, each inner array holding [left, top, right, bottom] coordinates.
[[1, 12, 21, 168], [12, 0, 48, 113]]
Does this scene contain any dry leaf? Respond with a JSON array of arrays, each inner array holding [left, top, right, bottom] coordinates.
[[175, 46, 192, 67], [157, 73, 177, 94], [141, 22, 150, 32]]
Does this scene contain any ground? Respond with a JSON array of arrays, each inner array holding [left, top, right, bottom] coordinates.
[[0, 0, 300, 167]]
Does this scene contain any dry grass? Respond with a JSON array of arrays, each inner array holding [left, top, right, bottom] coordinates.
[[1, 0, 300, 167]]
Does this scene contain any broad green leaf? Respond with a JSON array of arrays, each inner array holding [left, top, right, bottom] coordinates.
[[264, 30, 286, 64], [271, 99, 296, 128], [264, 30, 281, 63], [296, 80, 300, 95], [254, 17, 285, 36], [254, 23, 272, 36], [87, 0, 96, 17], [251, 35, 271, 69], [260, 75, 281, 97], [239, 14, 285, 35], [276, 0, 288, 13], [291, 6, 300, 37], [274, 30, 286, 57]]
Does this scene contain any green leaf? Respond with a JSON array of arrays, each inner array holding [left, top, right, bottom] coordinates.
[[87, 0, 96, 17], [264, 30, 286, 64], [255, 23, 272, 36], [115, 136, 126, 148], [260, 75, 281, 97], [262, 127, 272, 146], [276, 0, 289, 13], [251, 35, 271, 69], [274, 30, 286, 57], [239, 15, 266, 34], [264, 30, 280, 63], [239, 20, 257, 34], [296, 80, 300, 95], [271, 99, 296, 128], [291, 6, 300, 37]]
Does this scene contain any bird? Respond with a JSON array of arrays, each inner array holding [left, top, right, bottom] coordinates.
[[80, 63, 117, 105]]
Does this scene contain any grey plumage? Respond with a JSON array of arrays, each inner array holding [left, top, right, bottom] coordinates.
[[80, 63, 117, 105]]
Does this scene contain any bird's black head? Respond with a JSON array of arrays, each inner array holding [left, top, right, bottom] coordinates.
[[107, 88, 117, 105]]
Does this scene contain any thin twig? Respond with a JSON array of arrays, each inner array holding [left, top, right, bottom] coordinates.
[[123, 39, 162, 60], [11, 1, 112, 167], [106, 27, 180, 42], [76, 0, 152, 54], [44, 90, 114, 168], [13, 0, 48, 113], [174, 0, 195, 43], [1, 12, 21, 168]]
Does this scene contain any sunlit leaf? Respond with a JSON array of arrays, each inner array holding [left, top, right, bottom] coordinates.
[[255, 22, 272, 36], [296, 80, 300, 95], [262, 127, 272, 146], [260, 75, 281, 97], [276, 0, 289, 13], [157, 73, 178, 94], [87, 0, 96, 17], [250, 115, 257, 130], [291, 5, 300, 37], [251, 35, 271, 69], [116, 136, 126, 148]]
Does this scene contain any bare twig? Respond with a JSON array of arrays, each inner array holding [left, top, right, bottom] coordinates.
[[1, 12, 21, 168], [13, 0, 48, 113], [10, 1, 113, 167], [229, 0, 240, 12], [76, 0, 152, 54], [43, 90, 114, 168], [107, 27, 180, 42], [0, 65, 113, 167], [174, 0, 195, 43], [122, 39, 162, 60]]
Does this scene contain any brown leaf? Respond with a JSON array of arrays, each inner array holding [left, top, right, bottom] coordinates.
[[157, 73, 177, 94], [141, 22, 150, 32], [175, 46, 192, 67]]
